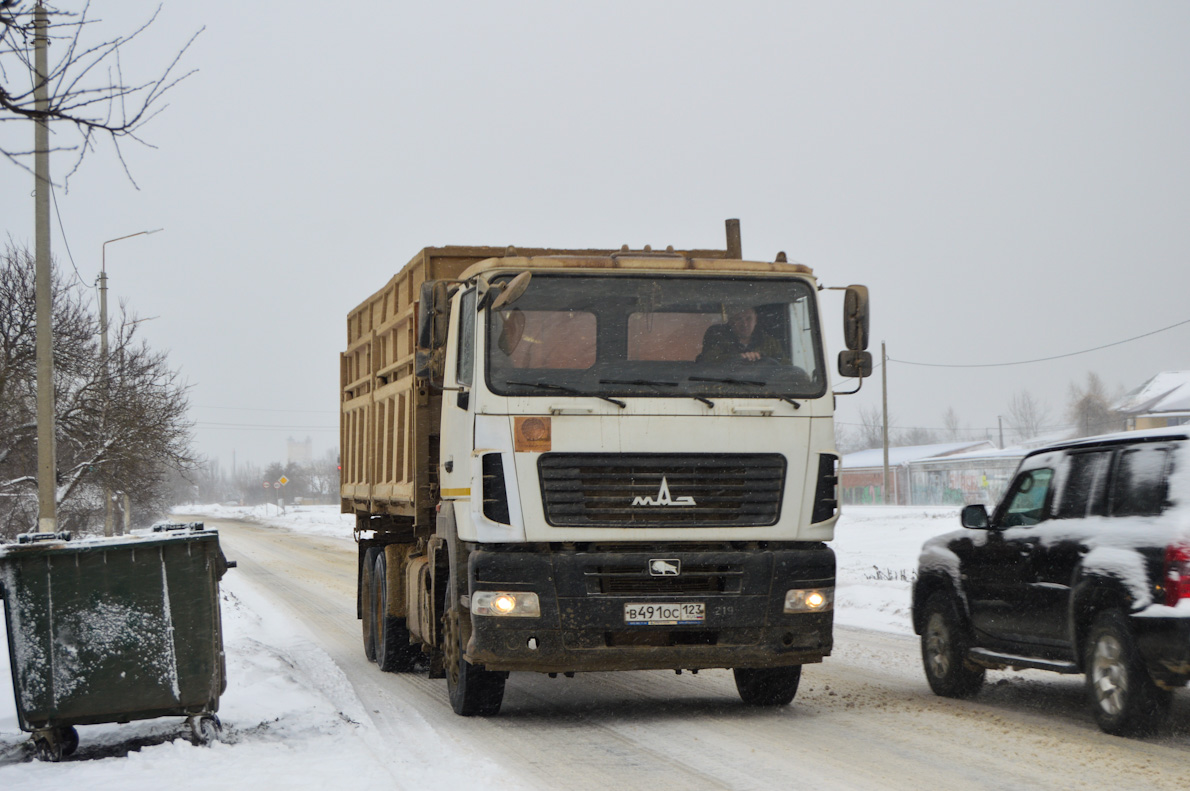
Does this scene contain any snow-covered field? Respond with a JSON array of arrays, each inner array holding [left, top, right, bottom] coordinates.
[[0, 505, 960, 784]]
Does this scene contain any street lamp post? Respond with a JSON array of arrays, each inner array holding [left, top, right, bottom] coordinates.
[[99, 229, 162, 536]]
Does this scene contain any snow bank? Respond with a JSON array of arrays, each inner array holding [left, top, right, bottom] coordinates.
[[832, 505, 960, 634], [0, 569, 399, 787], [175, 503, 356, 540]]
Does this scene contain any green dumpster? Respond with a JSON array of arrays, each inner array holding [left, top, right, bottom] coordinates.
[[0, 523, 230, 760]]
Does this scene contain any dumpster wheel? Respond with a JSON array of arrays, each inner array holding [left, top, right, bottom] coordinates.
[[32, 725, 77, 762], [189, 714, 222, 746]]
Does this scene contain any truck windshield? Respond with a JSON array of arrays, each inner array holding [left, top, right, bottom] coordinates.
[[485, 274, 826, 400]]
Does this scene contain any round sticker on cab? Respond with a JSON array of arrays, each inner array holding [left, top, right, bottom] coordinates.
[[514, 416, 551, 452]]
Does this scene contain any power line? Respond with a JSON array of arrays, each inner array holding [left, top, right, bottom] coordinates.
[[49, 181, 92, 291], [194, 422, 337, 432], [889, 317, 1190, 369], [195, 405, 337, 415]]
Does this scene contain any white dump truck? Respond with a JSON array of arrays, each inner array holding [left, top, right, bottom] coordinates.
[[341, 220, 871, 715]]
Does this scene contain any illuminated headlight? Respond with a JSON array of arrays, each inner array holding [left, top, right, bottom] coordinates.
[[784, 588, 834, 613], [472, 591, 541, 617]]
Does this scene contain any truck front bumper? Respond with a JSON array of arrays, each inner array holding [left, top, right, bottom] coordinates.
[[463, 545, 834, 674]]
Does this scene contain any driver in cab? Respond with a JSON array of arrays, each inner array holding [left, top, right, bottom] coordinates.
[[697, 306, 785, 365]]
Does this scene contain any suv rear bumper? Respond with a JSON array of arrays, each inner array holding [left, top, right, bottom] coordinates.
[[1134, 615, 1190, 686], [464, 545, 835, 673]]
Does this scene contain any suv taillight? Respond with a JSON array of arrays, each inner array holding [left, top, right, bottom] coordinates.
[[1163, 544, 1190, 607]]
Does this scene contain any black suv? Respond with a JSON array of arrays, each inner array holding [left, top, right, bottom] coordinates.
[[912, 428, 1190, 735]]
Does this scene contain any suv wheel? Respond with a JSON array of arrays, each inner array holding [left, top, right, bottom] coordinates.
[[1085, 610, 1171, 736], [921, 592, 984, 698]]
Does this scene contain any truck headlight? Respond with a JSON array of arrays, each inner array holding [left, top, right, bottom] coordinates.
[[472, 591, 541, 617], [784, 588, 833, 613]]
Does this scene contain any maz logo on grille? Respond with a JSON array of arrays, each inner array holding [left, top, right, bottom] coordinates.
[[632, 476, 696, 507], [650, 559, 681, 576]]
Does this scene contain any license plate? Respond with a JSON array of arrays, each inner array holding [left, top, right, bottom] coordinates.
[[624, 602, 705, 625]]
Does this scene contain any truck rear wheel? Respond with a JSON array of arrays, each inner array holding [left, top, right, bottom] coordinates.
[[734, 665, 801, 706], [374, 552, 421, 672], [444, 607, 506, 716], [361, 547, 380, 661]]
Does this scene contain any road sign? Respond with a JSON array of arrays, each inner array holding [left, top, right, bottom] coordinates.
[[273, 482, 281, 489], [278, 476, 289, 486], [262, 482, 269, 488]]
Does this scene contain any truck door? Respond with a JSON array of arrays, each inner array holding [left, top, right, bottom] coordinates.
[[439, 288, 476, 506]]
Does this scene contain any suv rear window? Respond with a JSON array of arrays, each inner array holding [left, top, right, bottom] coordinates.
[[1111, 446, 1170, 517]]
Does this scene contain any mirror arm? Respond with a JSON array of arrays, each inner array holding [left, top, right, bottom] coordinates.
[[421, 380, 466, 394], [832, 377, 864, 396]]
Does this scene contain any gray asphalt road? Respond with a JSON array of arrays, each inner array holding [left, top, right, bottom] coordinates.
[[206, 516, 1190, 791]]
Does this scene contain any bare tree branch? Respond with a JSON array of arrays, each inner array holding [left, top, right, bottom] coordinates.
[[0, 1, 202, 185], [1005, 389, 1051, 443]]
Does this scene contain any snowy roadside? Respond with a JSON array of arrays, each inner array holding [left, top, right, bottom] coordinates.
[[0, 555, 401, 787], [832, 505, 962, 634], [0, 503, 961, 779]]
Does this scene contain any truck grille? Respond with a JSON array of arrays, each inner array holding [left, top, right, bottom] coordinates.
[[585, 562, 744, 595], [538, 453, 785, 527]]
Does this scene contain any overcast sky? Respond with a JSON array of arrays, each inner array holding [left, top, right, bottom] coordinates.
[[3, 1, 1189, 470]]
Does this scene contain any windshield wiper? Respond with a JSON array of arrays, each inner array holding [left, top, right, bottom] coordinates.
[[602, 378, 714, 408], [599, 378, 678, 387], [687, 375, 801, 408], [505, 380, 626, 409], [688, 375, 766, 387]]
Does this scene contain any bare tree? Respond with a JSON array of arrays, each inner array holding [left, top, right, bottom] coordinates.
[[0, 242, 197, 537], [1005, 389, 1051, 443], [941, 407, 959, 440], [0, 1, 200, 180], [1067, 372, 1125, 438], [897, 426, 939, 447], [855, 404, 888, 451], [309, 449, 340, 502]]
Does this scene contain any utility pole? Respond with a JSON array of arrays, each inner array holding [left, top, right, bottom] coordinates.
[[998, 416, 1004, 449], [34, 1, 56, 533], [99, 229, 163, 535], [881, 341, 890, 505]]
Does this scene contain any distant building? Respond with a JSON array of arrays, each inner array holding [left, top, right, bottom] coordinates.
[[1116, 371, 1190, 430], [906, 446, 1027, 507], [287, 436, 313, 465], [840, 441, 997, 506]]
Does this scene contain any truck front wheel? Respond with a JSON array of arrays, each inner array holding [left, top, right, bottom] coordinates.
[[444, 608, 506, 716], [734, 665, 801, 706]]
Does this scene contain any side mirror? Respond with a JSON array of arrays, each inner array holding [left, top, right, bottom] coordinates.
[[837, 350, 873, 379], [961, 504, 990, 529], [490, 271, 532, 311], [843, 285, 870, 351]]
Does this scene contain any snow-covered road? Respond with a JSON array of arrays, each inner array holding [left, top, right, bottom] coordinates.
[[2, 506, 1189, 789]]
